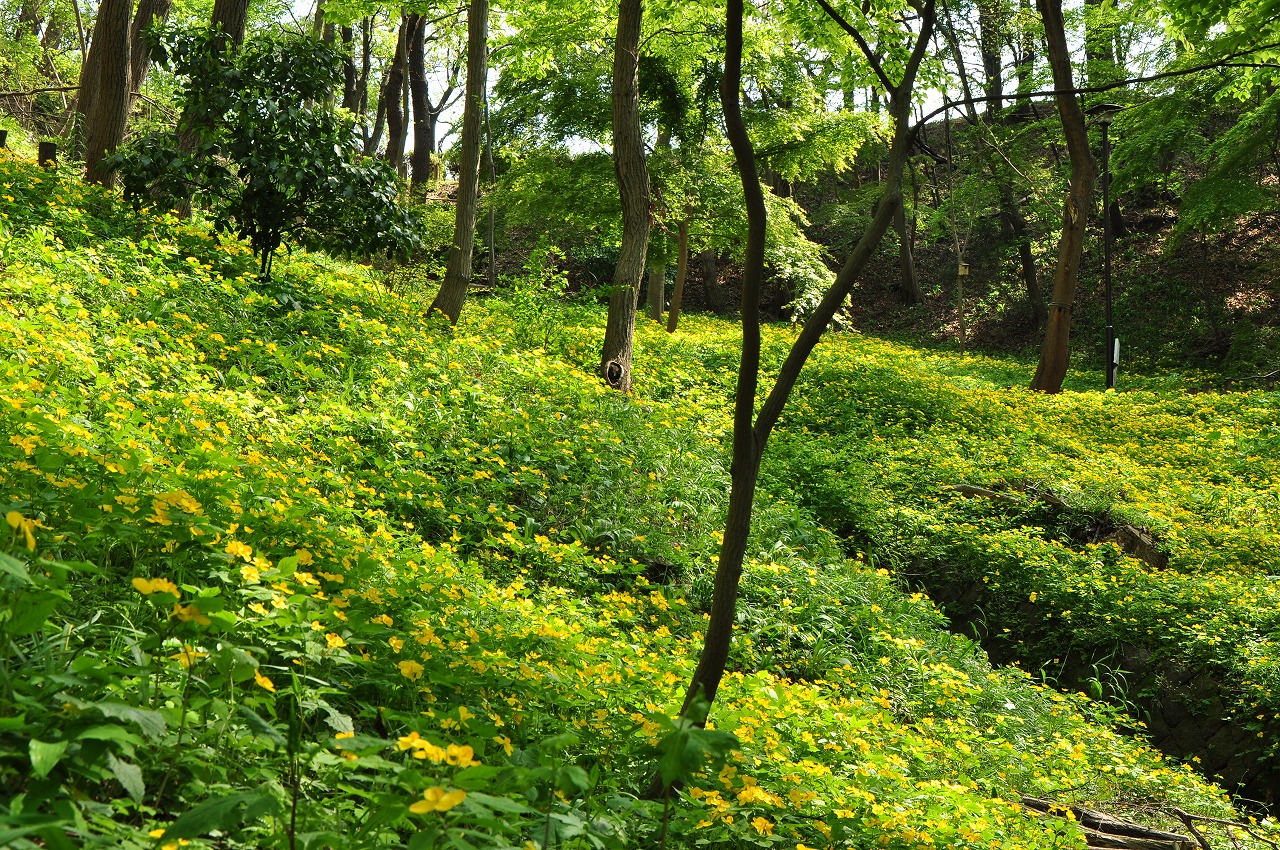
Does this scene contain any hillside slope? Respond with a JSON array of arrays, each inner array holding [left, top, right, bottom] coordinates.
[[0, 151, 1274, 849]]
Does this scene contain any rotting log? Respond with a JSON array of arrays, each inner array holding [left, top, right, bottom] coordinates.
[[1022, 797, 1194, 849]]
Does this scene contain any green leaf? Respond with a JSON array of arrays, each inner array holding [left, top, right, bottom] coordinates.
[[96, 701, 167, 740], [29, 739, 68, 778], [0, 553, 33, 584], [7, 590, 64, 636], [237, 705, 287, 747], [163, 790, 279, 841], [106, 753, 145, 803], [74, 724, 143, 747]]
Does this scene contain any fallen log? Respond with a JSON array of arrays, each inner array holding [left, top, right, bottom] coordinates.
[[1022, 797, 1194, 849]]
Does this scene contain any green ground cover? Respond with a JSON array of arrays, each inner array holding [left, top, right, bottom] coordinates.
[[1, 150, 1276, 849]]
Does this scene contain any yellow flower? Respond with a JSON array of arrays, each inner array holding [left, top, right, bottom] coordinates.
[[254, 669, 276, 692], [494, 735, 513, 756], [409, 787, 465, 814], [132, 576, 180, 597], [326, 633, 347, 649], [170, 645, 207, 668], [751, 816, 773, 836], [240, 564, 261, 583], [296, 549, 314, 565], [224, 540, 253, 562], [398, 659, 424, 680], [169, 603, 212, 626], [445, 743, 478, 766], [389, 636, 405, 653], [396, 731, 425, 751]]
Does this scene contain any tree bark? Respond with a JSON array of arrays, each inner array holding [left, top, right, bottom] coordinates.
[[383, 16, 411, 175], [894, 195, 922, 303], [1014, 0, 1036, 110], [408, 13, 431, 190], [671, 0, 935, 730], [977, 0, 1005, 119], [666, 219, 689, 332], [127, 0, 171, 115], [208, 0, 249, 50], [1030, 0, 1097, 392], [341, 25, 359, 111], [700, 248, 723, 312], [598, 0, 650, 392], [82, 0, 131, 186], [429, 0, 488, 324], [365, 71, 388, 156], [646, 253, 664, 322]]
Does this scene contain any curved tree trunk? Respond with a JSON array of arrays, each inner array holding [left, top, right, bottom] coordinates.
[[598, 0, 650, 392], [429, 0, 488, 324], [1030, 0, 1097, 392], [894, 197, 922, 303], [82, 0, 130, 186]]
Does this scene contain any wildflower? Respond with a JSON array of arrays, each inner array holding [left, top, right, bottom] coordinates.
[[133, 576, 180, 597], [170, 603, 212, 626], [751, 816, 773, 836], [398, 659, 424, 679], [389, 636, 404, 653], [409, 787, 465, 814], [254, 669, 276, 692], [225, 540, 253, 562], [6, 511, 36, 550], [326, 633, 347, 649]]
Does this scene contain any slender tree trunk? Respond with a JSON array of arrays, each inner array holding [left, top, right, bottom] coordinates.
[[1001, 185, 1046, 322], [598, 0, 650, 392], [126, 0, 170, 115], [383, 16, 411, 174], [700, 248, 723, 312], [646, 254, 664, 322], [894, 197, 922, 303], [977, 0, 1005, 120], [668, 0, 936, 741], [408, 14, 431, 191], [82, 0, 130, 186], [1015, 0, 1036, 110], [666, 219, 689, 332], [429, 0, 488, 324], [1083, 0, 1116, 87], [1030, 0, 1097, 392], [365, 72, 388, 155], [341, 25, 359, 111], [359, 17, 372, 115]]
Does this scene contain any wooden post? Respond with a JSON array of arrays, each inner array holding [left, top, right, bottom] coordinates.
[[0, 129, 8, 148], [38, 141, 57, 166]]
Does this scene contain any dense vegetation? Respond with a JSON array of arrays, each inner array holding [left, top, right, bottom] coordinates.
[[2, 147, 1278, 849]]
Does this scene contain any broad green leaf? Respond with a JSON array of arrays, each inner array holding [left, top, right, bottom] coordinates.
[[106, 753, 145, 803], [96, 702, 167, 740], [29, 739, 68, 778]]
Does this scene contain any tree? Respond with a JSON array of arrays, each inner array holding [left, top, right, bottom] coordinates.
[[383, 14, 413, 177], [1029, 0, 1097, 392], [597, 0, 649, 392], [654, 0, 937, 780], [114, 28, 420, 279], [81, 0, 130, 185], [429, 0, 488, 324], [126, 0, 172, 116]]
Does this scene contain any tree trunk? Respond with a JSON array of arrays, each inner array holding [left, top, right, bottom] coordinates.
[[126, 0, 170, 115], [208, 0, 249, 50], [646, 254, 664, 322], [341, 25, 359, 111], [670, 0, 935, 736], [82, 0, 130, 186], [1030, 0, 1097, 392], [429, 0, 488, 324], [383, 16, 411, 175], [365, 72, 388, 156], [408, 13, 431, 191], [894, 196, 922, 303], [700, 248, 723, 312], [1015, 0, 1036, 110], [666, 219, 689, 332], [598, 0, 650, 392], [1001, 186, 1046, 322], [977, 0, 1005, 120], [1083, 0, 1116, 87]]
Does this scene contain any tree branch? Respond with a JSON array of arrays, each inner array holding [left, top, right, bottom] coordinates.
[[0, 84, 81, 97], [915, 39, 1280, 126], [811, 0, 896, 93]]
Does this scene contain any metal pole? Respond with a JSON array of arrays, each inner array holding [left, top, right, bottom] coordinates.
[[1102, 121, 1115, 390]]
